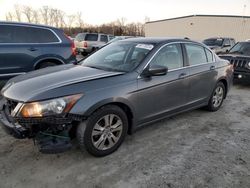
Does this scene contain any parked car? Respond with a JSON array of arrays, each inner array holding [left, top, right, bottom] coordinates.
[[74, 33, 114, 55], [219, 41, 250, 80], [203, 37, 236, 54], [0, 38, 233, 157], [0, 22, 77, 80], [94, 36, 136, 50]]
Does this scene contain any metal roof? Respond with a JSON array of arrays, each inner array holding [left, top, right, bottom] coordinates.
[[146, 14, 250, 24]]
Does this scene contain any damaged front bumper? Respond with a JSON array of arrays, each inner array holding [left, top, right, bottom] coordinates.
[[0, 98, 85, 153]]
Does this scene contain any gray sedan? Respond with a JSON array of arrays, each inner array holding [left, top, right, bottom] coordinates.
[[0, 38, 233, 156]]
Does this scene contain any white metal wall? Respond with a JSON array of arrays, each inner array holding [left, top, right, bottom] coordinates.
[[145, 15, 250, 42]]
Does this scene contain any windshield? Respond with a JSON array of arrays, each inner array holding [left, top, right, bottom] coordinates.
[[81, 42, 154, 72], [203, 38, 223, 46], [75, 33, 86, 42], [229, 42, 250, 56]]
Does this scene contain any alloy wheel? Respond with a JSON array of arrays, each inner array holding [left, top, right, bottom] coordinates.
[[212, 86, 224, 108], [91, 114, 123, 150]]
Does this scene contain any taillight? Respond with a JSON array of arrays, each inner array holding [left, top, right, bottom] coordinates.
[[64, 33, 76, 56], [71, 42, 77, 56], [83, 41, 88, 48]]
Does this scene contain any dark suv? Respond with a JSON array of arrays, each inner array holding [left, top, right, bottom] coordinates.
[[203, 37, 236, 54], [220, 41, 250, 81], [0, 38, 233, 157], [0, 22, 77, 80]]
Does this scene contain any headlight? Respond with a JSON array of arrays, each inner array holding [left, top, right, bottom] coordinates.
[[19, 94, 83, 117], [248, 62, 250, 68]]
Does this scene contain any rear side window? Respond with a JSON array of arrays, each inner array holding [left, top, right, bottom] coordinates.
[[185, 44, 207, 66], [85, 34, 98, 41], [205, 48, 213, 62], [75, 33, 86, 41], [100, 35, 108, 42], [0, 25, 59, 43]]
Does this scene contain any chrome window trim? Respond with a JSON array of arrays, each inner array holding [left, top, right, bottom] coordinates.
[[139, 41, 216, 78], [0, 23, 62, 44], [0, 72, 26, 77]]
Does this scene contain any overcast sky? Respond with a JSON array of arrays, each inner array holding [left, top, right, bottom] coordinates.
[[0, 0, 249, 25]]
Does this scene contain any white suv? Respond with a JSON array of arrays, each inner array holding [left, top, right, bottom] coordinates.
[[75, 33, 114, 55]]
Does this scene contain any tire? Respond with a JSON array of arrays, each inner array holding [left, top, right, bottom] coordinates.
[[38, 62, 58, 69], [206, 82, 225, 111], [77, 105, 128, 157]]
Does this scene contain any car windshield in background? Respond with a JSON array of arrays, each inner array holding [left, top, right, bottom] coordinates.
[[203, 39, 223, 46], [81, 42, 154, 72], [75, 33, 86, 41], [229, 42, 250, 56]]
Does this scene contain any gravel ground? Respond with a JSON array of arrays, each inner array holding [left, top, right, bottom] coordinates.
[[0, 84, 250, 188]]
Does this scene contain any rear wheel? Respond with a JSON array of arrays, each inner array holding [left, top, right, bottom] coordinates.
[[206, 82, 225, 111], [77, 105, 128, 157]]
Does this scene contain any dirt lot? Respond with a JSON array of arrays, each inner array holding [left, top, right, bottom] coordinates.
[[0, 84, 250, 188]]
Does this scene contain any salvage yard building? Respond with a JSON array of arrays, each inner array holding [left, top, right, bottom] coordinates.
[[145, 15, 250, 42]]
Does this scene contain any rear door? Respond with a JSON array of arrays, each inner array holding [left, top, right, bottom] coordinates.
[[136, 43, 189, 124], [0, 24, 30, 79], [0, 24, 60, 79], [184, 43, 217, 105]]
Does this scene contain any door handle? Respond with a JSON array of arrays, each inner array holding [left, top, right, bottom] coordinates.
[[210, 65, 215, 70], [179, 73, 187, 79], [28, 47, 38, 51]]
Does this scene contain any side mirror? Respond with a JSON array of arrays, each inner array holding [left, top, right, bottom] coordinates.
[[141, 65, 168, 77]]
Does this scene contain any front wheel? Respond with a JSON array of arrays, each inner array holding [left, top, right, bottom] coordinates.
[[77, 105, 128, 157], [206, 82, 225, 111]]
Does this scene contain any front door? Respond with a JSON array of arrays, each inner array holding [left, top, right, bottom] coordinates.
[[136, 43, 189, 124]]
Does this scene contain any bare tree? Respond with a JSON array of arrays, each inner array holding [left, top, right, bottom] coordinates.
[[76, 12, 84, 28], [22, 5, 33, 23], [13, 4, 22, 22], [32, 10, 40, 24], [40, 6, 49, 25], [5, 12, 14, 21]]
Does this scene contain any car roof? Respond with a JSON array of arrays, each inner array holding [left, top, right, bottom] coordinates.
[[120, 37, 199, 45], [204, 37, 234, 40], [77, 32, 109, 35], [0, 21, 60, 30]]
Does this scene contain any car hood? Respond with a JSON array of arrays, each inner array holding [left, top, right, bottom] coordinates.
[[1, 64, 124, 102]]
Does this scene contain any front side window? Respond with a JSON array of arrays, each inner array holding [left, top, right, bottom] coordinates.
[[150, 44, 183, 70], [82, 42, 154, 72], [185, 44, 207, 66]]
